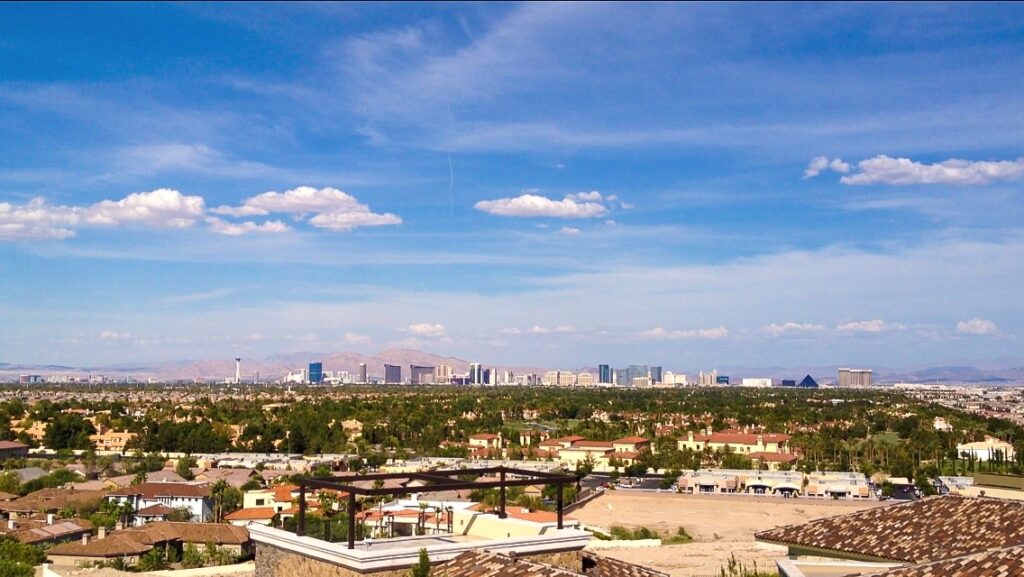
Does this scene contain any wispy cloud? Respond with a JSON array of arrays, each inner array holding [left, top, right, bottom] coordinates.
[[161, 288, 240, 304], [640, 326, 729, 340]]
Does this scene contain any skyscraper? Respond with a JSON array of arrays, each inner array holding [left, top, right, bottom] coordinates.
[[308, 362, 323, 385], [384, 364, 402, 384], [469, 363, 483, 385], [358, 363, 367, 384], [598, 364, 611, 384], [650, 366, 663, 383], [838, 368, 872, 387]]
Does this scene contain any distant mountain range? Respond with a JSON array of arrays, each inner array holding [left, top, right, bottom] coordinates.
[[2, 350, 1024, 384]]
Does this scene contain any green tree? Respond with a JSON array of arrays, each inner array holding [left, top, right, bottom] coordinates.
[[137, 548, 168, 572], [176, 456, 197, 481], [182, 543, 205, 569], [410, 548, 431, 577], [43, 414, 96, 450]]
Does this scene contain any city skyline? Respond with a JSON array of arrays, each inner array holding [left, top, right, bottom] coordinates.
[[1, 4, 1023, 367]]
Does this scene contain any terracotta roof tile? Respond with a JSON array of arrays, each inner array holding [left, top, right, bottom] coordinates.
[[110, 481, 210, 499], [582, 553, 668, 577], [859, 544, 1024, 577], [48, 534, 154, 558], [444, 550, 582, 577], [756, 495, 1024, 563], [225, 507, 277, 521]]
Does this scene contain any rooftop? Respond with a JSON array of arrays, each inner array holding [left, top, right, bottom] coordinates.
[[756, 495, 1024, 564]]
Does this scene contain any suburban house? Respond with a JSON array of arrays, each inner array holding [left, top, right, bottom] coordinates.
[[242, 484, 301, 514], [88, 429, 137, 453], [0, 489, 108, 520], [0, 440, 30, 460], [956, 435, 1017, 461], [678, 428, 792, 455], [225, 507, 277, 526], [107, 482, 212, 525], [193, 467, 261, 488], [47, 521, 252, 568], [536, 436, 586, 457], [0, 515, 92, 545], [756, 495, 1024, 577]]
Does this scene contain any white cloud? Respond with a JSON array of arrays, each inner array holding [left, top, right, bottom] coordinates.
[[98, 330, 131, 340], [836, 319, 905, 333], [206, 217, 290, 236], [343, 332, 371, 344], [956, 318, 997, 335], [215, 186, 401, 231], [474, 193, 608, 218], [309, 210, 402, 231], [408, 323, 446, 337], [559, 227, 581, 235], [640, 326, 729, 340], [0, 197, 79, 240], [820, 155, 1024, 186], [566, 191, 603, 202], [83, 188, 206, 229], [763, 322, 826, 337], [500, 325, 576, 335], [803, 156, 851, 178]]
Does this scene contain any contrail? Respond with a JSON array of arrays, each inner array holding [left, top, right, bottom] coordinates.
[[448, 154, 454, 216]]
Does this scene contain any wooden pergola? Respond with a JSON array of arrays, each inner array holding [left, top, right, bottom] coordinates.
[[296, 466, 581, 549]]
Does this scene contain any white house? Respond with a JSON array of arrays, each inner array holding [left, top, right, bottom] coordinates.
[[957, 436, 1017, 462], [107, 482, 213, 526]]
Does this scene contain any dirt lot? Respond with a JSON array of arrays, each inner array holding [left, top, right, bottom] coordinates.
[[572, 491, 882, 576]]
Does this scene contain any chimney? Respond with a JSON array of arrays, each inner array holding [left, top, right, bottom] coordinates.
[[98, 526, 107, 540], [47, 513, 55, 525], [82, 533, 90, 546]]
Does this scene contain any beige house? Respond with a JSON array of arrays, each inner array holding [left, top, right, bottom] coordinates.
[[678, 428, 792, 455], [957, 435, 1016, 461], [47, 522, 252, 568], [88, 429, 136, 452]]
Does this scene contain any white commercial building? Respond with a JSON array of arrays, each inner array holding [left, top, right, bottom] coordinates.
[[741, 378, 772, 388]]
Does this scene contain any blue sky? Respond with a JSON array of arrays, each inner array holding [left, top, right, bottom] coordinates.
[[1, 3, 1023, 369]]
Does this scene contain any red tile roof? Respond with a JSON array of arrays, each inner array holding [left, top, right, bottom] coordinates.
[[225, 507, 277, 521], [110, 482, 210, 499], [611, 437, 650, 445], [859, 544, 1024, 577], [756, 495, 1024, 563], [747, 451, 798, 462]]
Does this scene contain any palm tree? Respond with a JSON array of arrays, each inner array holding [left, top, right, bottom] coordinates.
[[211, 480, 229, 523]]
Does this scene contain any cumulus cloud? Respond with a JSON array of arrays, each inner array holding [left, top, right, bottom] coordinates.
[[837, 319, 905, 333], [206, 217, 290, 236], [956, 318, 997, 335], [213, 186, 401, 231], [763, 322, 826, 337], [803, 156, 851, 178], [0, 198, 79, 240], [474, 192, 611, 218], [82, 188, 206, 228], [0, 189, 206, 241], [559, 227, 581, 235], [640, 326, 729, 340], [408, 323, 446, 337], [807, 155, 1024, 185]]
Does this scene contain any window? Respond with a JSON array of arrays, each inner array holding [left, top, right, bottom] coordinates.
[[256, 499, 265, 506]]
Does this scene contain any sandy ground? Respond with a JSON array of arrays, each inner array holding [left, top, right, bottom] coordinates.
[[572, 492, 882, 577]]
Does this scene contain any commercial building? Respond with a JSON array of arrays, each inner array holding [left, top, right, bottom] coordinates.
[[741, 378, 772, 388], [358, 363, 367, 384], [598, 364, 611, 384], [469, 363, 483, 385], [308, 362, 323, 385], [0, 441, 30, 460], [384, 364, 402, 384], [838, 368, 872, 387], [436, 364, 453, 384], [698, 370, 718, 386], [649, 366, 663, 383], [410, 365, 435, 385]]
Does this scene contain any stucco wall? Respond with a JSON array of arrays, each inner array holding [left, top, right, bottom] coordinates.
[[255, 543, 583, 577]]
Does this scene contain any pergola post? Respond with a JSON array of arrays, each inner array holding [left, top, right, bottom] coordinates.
[[556, 482, 564, 529], [347, 491, 356, 550], [297, 483, 306, 536], [498, 469, 507, 518]]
